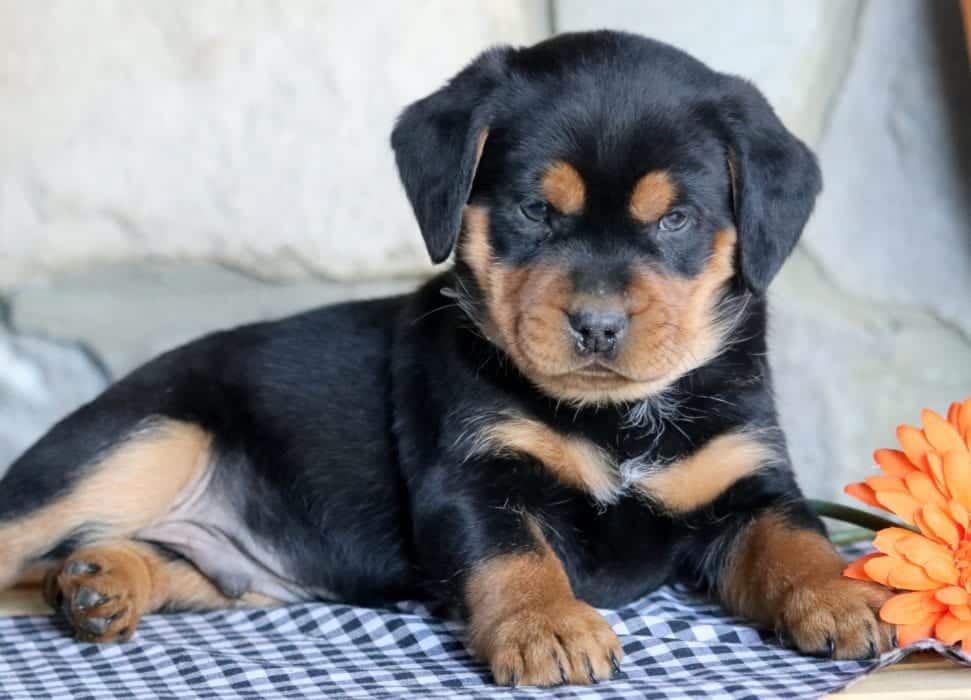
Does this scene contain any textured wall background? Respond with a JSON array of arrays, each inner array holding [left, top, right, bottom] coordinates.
[[2, 0, 969, 502]]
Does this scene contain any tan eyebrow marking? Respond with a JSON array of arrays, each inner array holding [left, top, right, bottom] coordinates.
[[541, 161, 586, 215], [629, 170, 678, 223]]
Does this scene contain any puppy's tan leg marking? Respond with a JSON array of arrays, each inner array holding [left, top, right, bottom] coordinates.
[[472, 416, 619, 504], [635, 431, 777, 513], [721, 513, 894, 659], [466, 526, 622, 687], [44, 539, 277, 643], [0, 420, 210, 588]]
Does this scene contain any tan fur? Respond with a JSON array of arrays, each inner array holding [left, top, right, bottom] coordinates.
[[629, 171, 677, 223], [458, 198, 737, 405], [474, 416, 618, 503], [541, 161, 586, 215], [636, 432, 776, 512], [721, 513, 894, 659], [460, 205, 494, 295], [0, 420, 210, 588], [466, 524, 622, 686], [518, 228, 737, 405], [45, 540, 278, 642]]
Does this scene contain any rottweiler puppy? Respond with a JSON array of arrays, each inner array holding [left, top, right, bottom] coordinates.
[[0, 31, 892, 687]]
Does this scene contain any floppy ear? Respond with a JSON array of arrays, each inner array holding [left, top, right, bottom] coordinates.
[[722, 79, 822, 293], [391, 47, 511, 264]]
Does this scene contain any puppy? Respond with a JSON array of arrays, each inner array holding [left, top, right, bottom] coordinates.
[[0, 31, 891, 687]]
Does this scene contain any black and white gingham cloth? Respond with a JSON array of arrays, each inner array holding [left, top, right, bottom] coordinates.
[[5, 576, 964, 700]]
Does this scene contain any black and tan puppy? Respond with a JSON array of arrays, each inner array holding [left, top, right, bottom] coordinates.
[[1, 31, 891, 686]]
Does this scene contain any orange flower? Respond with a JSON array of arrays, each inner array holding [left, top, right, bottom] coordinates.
[[844, 399, 971, 652]]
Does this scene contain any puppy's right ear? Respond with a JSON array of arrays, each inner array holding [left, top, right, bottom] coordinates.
[[392, 47, 511, 264]]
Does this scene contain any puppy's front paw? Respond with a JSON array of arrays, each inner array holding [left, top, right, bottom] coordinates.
[[479, 600, 623, 687], [779, 577, 894, 659]]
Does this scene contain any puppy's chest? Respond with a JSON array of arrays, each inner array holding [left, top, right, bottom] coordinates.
[[474, 412, 774, 516]]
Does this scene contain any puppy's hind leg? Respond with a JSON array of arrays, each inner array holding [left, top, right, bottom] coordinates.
[[0, 412, 211, 591]]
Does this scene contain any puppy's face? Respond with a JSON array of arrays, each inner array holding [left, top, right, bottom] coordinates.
[[393, 33, 821, 405], [459, 103, 738, 403]]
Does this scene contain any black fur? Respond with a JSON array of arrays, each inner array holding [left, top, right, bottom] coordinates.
[[4, 32, 823, 624]]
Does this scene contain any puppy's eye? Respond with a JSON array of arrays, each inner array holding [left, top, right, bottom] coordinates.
[[658, 209, 690, 232], [520, 199, 549, 223]]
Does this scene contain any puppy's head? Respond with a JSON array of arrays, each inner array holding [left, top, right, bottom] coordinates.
[[393, 31, 820, 404]]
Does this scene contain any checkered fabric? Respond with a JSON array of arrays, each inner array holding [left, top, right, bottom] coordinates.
[[4, 579, 961, 700]]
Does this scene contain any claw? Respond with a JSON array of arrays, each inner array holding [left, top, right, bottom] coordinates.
[[65, 560, 100, 576], [76, 614, 113, 636], [585, 654, 598, 683], [610, 651, 622, 674], [74, 586, 107, 611], [555, 651, 567, 685]]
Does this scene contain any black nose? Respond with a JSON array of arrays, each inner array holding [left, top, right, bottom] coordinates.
[[568, 310, 628, 356]]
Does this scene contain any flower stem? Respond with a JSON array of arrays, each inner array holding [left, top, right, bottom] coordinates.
[[808, 499, 914, 534]]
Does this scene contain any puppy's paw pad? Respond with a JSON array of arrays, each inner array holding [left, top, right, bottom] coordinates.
[[486, 600, 623, 686], [781, 577, 894, 660], [46, 549, 148, 643]]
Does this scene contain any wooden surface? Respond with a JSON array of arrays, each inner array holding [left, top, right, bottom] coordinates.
[[1, 586, 966, 696], [835, 653, 969, 698], [0, 586, 49, 616]]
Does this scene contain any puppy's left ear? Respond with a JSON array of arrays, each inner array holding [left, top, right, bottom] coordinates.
[[391, 47, 511, 264], [722, 78, 822, 293]]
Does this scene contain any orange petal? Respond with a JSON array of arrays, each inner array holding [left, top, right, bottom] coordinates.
[[897, 613, 941, 646], [844, 483, 885, 511], [863, 554, 895, 586], [922, 502, 962, 548], [905, 471, 947, 506], [913, 509, 941, 544], [872, 527, 917, 555], [876, 490, 921, 525], [898, 425, 933, 474], [949, 402, 963, 429], [952, 605, 971, 621], [950, 500, 970, 531], [881, 591, 946, 625], [924, 409, 967, 456], [894, 536, 959, 585], [962, 638, 971, 655], [944, 450, 971, 509], [888, 559, 946, 591], [927, 452, 948, 494], [875, 449, 918, 478], [844, 553, 882, 582], [961, 399, 971, 438], [936, 587, 969, 605], [866, 475, 908, 493], [936, 612, 971, 645]]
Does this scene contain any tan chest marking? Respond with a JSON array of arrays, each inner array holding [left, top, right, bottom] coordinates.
[[633, 432, 777, 513], [470, 417, 776, 512], [473, 417, 619, 504]]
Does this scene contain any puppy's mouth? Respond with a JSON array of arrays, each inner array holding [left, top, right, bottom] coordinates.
[[574, 362, 619, 377], [571, 362, 633, 381]]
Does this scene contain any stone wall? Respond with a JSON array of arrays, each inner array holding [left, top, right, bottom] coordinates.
[[2, 1, 969, 502]]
